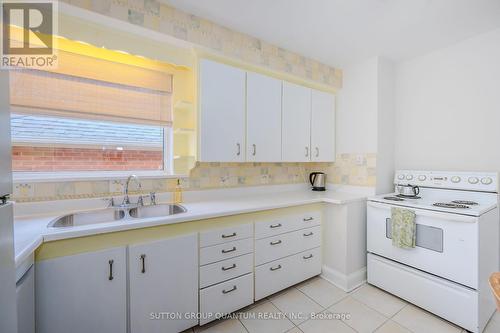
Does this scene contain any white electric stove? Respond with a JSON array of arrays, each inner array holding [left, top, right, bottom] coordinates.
[[367, 170, 499, 333]]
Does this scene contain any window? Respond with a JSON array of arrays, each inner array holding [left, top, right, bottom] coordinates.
[[9, 42, 174, 178], [11, 114, 168, 172]]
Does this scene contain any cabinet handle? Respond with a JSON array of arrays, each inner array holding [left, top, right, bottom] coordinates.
[[303, 217, 314, 222], [270, 240, 282, 246], [236, 143, 241, 156], [222, 285, 237, 294], [305, 146, 309, 157], [221, 263, 237, 271], [303, 232, 314, 237], [315, 147, 319, 157], [221, 246, 237, 254], [222, 232, 236, 239], [303, 254, 314, 260], [270, 223, 282, 229], [140, 254, 146, 274], [270, 264, 282, 271], [108, 260, 114, 281], [252, 144, 256, 156]]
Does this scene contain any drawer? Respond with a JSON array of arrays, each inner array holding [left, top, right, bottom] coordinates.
[[200, 273, 254, 325], [255, 211, 321, 240], [200, 223, 253, 248], [255, 247, 321, 300], [295, 211, 321, 230], [200, 253, 253, 288], [200, 238, 254, 266], [255, 226, 321, 265]]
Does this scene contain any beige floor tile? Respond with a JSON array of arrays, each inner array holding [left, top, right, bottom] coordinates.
[[484, 312, 500, 333], [270, 288, 324, 325], [239, 300, 294, 333], [328, 296, 387, 333], [194, 318, 247, 333], [286, 328, 303, 333], [297, 276, 348, 308], [350, 284, 407, 317], [375, 320, 411, 333], [298, 311, 356, 333], [392, 304, 462, 333]]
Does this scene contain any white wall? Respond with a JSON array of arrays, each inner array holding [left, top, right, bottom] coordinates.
[[336, 56, 395, 193], [337, 57, 378, 154], [395, 28, 500, 172]]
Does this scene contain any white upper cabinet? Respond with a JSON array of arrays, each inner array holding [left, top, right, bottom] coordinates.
[[198, 59, 335, 163], [311, 90, 336, 162], [128, 234, 198, 333], [282, 81, 312, 162], [199, 59, 246, 162], [246, 72, 282, 162]]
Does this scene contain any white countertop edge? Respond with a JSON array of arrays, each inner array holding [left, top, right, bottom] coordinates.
[[14, 189, 367, 266]]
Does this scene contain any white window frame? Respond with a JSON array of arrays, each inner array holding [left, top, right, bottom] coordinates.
[[12, 126, 182, 183]]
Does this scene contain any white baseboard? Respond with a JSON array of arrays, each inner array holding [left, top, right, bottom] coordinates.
[[321, 265, 367, 292]]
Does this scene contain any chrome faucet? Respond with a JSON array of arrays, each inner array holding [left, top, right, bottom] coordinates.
[[122, 175, 142, 206]]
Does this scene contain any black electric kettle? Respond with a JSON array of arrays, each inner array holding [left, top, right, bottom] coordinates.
[[309, 172, 326, 191]]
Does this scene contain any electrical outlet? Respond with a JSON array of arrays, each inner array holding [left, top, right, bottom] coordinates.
[[355, 154, 365, 166]]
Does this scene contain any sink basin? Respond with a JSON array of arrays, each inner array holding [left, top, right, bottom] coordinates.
[[49, 209, 125, 228], [129, 204, 187, 219]]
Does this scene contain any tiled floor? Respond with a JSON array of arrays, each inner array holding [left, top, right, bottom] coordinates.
[[188, 276, 500, 333]]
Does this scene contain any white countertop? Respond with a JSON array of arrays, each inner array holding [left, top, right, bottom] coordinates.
[[13, 187, 366, 267]]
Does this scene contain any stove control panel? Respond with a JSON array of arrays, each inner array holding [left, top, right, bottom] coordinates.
[[394, 170, 498, 193]]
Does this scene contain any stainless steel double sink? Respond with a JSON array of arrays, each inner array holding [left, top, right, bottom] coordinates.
[[48, 204, 187, 228]]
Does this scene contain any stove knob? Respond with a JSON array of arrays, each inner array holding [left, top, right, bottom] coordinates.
[[451, 176, 461, 183], [398, 174, 405, 180], [418, 175, 426, 181], [406, 174, 414, 180], [468, 177, 479, 184], [481, 177, 493, 185]]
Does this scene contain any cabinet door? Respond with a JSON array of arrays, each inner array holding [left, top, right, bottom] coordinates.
[[199, 59, 246, 162], [282, 81, 311, 162], [311, 89, 335, 162], [36, 247, 127, 333], [246, 72, 282, 162], [129, 234, 198, 333]]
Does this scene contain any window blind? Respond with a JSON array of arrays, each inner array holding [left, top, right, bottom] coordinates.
[[9, 49, 173, 126]]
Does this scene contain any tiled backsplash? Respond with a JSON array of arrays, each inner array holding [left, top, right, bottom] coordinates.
[[62, 0, 342, 89], [12, 153, 376, 202]]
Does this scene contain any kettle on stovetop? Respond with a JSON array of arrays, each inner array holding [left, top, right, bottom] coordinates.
[[309, 172, 326, 191]]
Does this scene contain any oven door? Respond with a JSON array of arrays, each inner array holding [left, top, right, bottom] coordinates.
[[367, 201, 478, 289]]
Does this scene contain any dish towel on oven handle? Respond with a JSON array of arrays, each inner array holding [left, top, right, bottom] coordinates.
[[391, 207, 416, 249]]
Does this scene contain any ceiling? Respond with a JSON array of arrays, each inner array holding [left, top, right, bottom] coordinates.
[[164, 0, 500, 68]]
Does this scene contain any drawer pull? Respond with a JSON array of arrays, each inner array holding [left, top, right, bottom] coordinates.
[[270, 240, 282, 246], [222, 285, 237, 294], [303, 217, 314, 222], [222, 232, 237, 239], [108, 260, 114, 281], [221, 263, 237, 271], [270, 264, 282, 271], [303, 254, 314, 260], [140, 254, 146, 274], [270, 223, 282, 229], [303, 232, 314, 237], [221, 246, 237, 254]]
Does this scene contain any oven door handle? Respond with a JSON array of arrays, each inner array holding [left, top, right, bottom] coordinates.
[[367, 201, 478, 223]]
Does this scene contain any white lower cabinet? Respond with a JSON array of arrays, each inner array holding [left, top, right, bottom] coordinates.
[[199, 273, 254, 325], [255, 247, 322, 300], [199, 224, 255, 325], [128, 234, 198, 333], [36, 247, 127, 333], [254, 211, 322, 300]]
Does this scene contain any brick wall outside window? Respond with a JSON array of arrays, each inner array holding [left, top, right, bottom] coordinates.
[[12, 146, 163, 172]]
